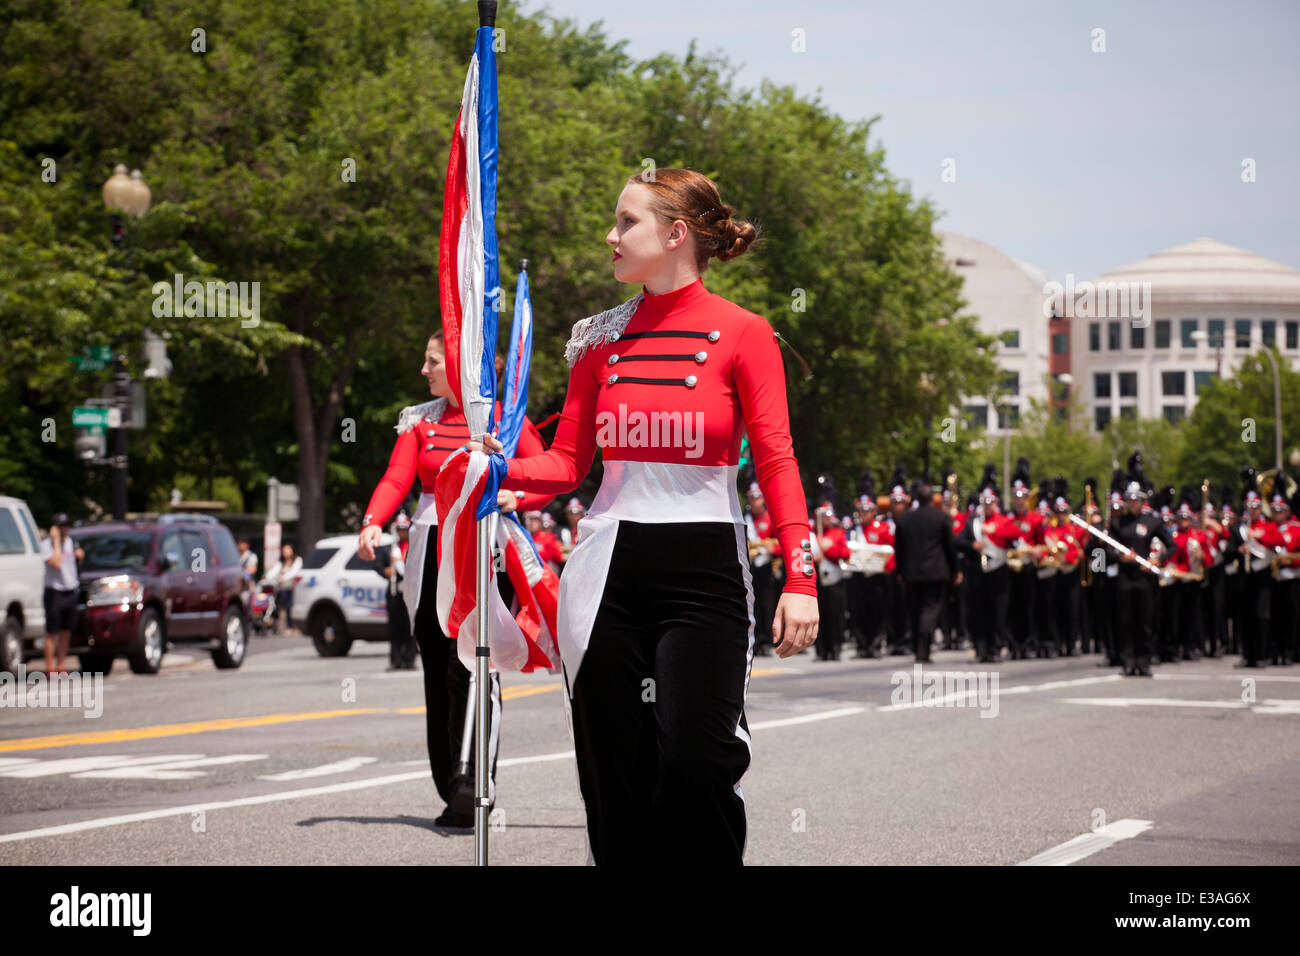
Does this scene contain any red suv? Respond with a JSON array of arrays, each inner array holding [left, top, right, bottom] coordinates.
[[70, 514, 248, 675]]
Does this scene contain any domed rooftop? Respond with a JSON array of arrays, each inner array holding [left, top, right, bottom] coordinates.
[[1097, 238, 1300, 306]]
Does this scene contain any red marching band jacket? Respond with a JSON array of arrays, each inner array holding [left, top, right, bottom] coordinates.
[[364, 400, 554, 531]]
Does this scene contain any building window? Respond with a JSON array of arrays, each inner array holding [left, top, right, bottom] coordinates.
[[1119, 405, 1137, 421], [1001, 371, 1019, 396], [964, 405, 986, 430], [1089, 323, 1100, 352], [1208, 318, 1225, 346], [1131, 324, 1145, 349], [1001, 329, 1020, 349], [1262, 320, 1276, 347], [1163, 405, 1186, 425], [997, 404, 1020, 430], [1161, 371, 1185, 396], [1155, 320, 1171, 348], [1052, 332, 1069, 355], [1288, 322, 1298, 350], [1094, 372, 1111, 399], [1094, 407, 1112, 431], [1193, 371, 1214, 395], [1180, 319, 1198, 348], [1108, 321, 1121, 350], [1118, 371, 1138, 398], [1236, 319, 1251, 349]]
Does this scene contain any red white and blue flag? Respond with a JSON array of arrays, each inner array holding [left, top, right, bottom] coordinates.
[[434, 31, 559, 672]]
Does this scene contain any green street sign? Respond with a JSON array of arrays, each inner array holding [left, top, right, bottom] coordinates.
[[73, 407, 110, 428], [67, 346, 113, 370]]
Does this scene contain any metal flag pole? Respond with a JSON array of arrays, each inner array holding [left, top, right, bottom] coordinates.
[[473, 0, 500, 869]]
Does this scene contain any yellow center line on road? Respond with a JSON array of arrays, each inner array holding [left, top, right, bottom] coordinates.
[[0, 709, 386, 753], [1, 671, 787, 753]]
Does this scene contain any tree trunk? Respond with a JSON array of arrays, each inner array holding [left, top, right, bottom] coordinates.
[[285, 343, 324, 556]]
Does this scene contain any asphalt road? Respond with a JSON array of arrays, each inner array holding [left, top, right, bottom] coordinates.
[[2, 633, 1298, 866]]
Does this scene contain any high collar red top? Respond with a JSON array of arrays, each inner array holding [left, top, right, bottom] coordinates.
[[501, 277, 816, 596], [364, 400, 552, 529]]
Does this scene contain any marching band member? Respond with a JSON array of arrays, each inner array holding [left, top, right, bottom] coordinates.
[[559, 496, 586, 565], [477, 167, 818, 865], [1006, 459, 1045, 660], [844, 473, 887, 658], [1219, 498, 1241, 656], [1168, 489, 1209, 661], [744, 481, 782, 657], [1110, 474, 1173, 677], [358, 329, 554, 827], [526, 510, 565, 575], [811, 495, 850, 662], [955, 466, 1019, 663], [885, 468, 911, 654], [1268, 483, 1299, 666], [940, 471, 969, 651], [1044, 480, 1083, 657], [1201, 493, 1229, 659], [1236, 467, 1284, 668]]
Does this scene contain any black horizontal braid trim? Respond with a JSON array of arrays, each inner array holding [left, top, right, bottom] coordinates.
[[607, 376, 692, 386], [615, 330, 712, 340], [611, 353, 699, 362], [427, 444, 469, 452]]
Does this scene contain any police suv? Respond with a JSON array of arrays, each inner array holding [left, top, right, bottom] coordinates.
[[291, 534, 396, 657]]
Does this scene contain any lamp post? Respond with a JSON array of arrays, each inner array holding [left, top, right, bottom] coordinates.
[[101, 165, 152, 518], [1260, 348, 1284, 472]]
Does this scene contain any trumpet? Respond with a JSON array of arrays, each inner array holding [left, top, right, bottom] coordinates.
[[1006, 546, 1036, 573], [1188, 536, 1205, 580]]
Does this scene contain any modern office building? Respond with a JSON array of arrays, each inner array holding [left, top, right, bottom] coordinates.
[[939, 232, 1062, 436], [1070, 238, 1300, 430]]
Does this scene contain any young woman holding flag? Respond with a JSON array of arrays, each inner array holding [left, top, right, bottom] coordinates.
[[358, 330, 553, 827], [470, 168, 819, 865]]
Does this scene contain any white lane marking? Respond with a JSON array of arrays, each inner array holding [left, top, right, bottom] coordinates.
[[74, 755, 268, 780], [0, 705, 883, 844], [258, 757, 378, 781], [1065, 697, 1300, 715], [0, 755, 193, 778], [750, 707, 868, 730], [0, 758, 38, 770], [876, 673, 1124, 711], [1018, 818, 1154, 866], [1152, 673, 1300, 683]]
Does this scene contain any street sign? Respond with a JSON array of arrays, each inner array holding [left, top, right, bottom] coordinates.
[[72, 407, 110, 428], [106, 407, 122, 429], [67, 346, 113, 371]]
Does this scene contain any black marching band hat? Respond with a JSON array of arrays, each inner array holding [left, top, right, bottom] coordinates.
[[1053, 475, 1070, 513], [1241, 465, 1261, 508], [1010, 457, 1031, 498], [856, 470, 877, 512], [978, 463, 1000, 504], [888, 465, 909, 503]]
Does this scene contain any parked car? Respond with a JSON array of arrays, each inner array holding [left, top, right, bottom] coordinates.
[[292, 534, 395, 657], [0, 496, 47, 673], [68, 514, 249, 674]]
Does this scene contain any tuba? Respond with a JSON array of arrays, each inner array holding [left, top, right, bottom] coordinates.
[[1258, 468, 1298, 521]]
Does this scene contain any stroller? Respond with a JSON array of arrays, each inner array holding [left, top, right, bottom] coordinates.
[[248, 579, 277, 635]]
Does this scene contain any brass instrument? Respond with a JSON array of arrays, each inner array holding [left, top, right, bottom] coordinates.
[[845, 541, 894, 575], [1080, 483, 1097, 587], [1272, 550, 1300, 579], [1006, 546, 1036, 573], [1258, 468, 1298, 521], [945, 472, 959, 519]]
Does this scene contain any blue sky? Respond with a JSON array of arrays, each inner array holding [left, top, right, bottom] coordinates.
[[526, 0, 1299, 283]]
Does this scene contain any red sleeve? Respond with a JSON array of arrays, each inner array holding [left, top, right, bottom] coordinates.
[[1256, 521, 1285, 548], [502, 359, 598, 494], [734, 318, 816, 597], [823, 527, 851, 561], [511, 416, 557, 512], [364, 429, 417, 528], [988, 517, 1022, 548]]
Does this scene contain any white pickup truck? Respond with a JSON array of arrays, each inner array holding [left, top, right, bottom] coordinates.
[[0, 496, 48, 672]]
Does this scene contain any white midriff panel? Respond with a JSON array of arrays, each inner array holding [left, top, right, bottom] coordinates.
[[589, 460, 743, 524]]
